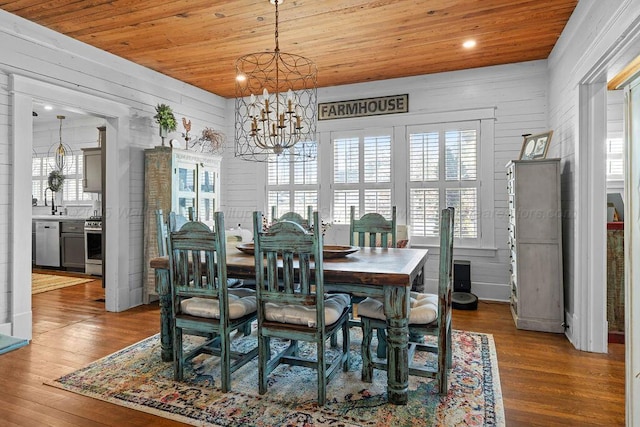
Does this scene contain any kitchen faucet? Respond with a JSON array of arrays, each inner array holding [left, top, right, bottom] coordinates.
[[44, 187, 56, 215]]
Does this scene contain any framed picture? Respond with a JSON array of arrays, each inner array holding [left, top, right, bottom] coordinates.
[[519, 131, 553, 160]]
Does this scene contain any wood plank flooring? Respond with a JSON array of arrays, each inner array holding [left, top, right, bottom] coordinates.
[[0, 280, 625, 426]]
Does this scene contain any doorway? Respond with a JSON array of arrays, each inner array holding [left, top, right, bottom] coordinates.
[[30, 105, 106, 305], [10, 75, 131, 340]]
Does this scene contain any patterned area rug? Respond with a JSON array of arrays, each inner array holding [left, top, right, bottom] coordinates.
[[32, 273, 93, 294], [47, 329, 504, 426]]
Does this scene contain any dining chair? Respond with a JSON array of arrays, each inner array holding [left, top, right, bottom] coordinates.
[[270, 205, 313, 229], [350, 205, 397, 248], [358, 207, 454, 394], [167, 211, 258, 392], [252, 210, 351, 406], [340, 206, 397, 356]]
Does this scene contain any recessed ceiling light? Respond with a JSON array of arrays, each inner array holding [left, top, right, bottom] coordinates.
[[463, 40, 476, 49], [44, 105, 53, 110], [236, 74, 247, 82]]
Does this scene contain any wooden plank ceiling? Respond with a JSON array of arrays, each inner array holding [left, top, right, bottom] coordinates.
[[1, 0, 578, 98]]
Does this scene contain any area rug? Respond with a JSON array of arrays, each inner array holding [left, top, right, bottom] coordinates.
[[32, 273, 93, 294], [47, 329, 504, 426], [0, 333, 29, 355]]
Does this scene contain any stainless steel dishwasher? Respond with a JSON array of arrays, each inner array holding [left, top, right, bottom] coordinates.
[[35, 221, 60, 267]]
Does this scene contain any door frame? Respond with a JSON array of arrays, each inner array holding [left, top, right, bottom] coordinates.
[[10, 74, 131, 339]]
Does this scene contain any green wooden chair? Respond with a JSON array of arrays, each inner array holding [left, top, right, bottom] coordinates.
[[349, 205, 397, 248], [358, 207, 454, 394], [154, 209, 188, 361], [270, 205, 313, 229], [341, 206, 397, 356], [167, 211, 258, 392], [252, 210, 351, 406]]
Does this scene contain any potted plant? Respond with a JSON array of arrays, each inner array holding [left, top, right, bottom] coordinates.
[[154, 103, 177, 146]]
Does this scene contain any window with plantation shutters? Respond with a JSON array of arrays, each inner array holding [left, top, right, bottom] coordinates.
[[606, 137, 623, 181], [408, 122, 480, 242], [266, 148, 318, 221], [32, 154, 91, 205], [331, 131, 392, 223]]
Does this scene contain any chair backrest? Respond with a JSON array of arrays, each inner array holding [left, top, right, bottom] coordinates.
[[270, 205, 313, 230], [156, 209, 189, 257], [349, 206, 397, 248], [438, 207, 455, 327], [168, 211, 228, 302], [253, 211, 325, 325]]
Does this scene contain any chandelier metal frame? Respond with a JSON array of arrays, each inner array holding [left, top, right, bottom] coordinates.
[[47, 115, 74, 172], [234, 0, 318, 163]]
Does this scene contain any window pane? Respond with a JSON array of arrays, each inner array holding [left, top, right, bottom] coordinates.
[[32, 157, 42, 176], [334, 137, 359, 184], [32, 180, 42, 202], [294, 157, 317, 185], [606, 138, 624, 178], [293, 191, 317, 216], [333, 190, 359, 223], [445, 129, 477, 181], [446, 188, 478, 238], [363, 189, 391, 217], [268, 191, 290, 221], [267, 155, 290, 185], [409, 132, 439, 181], [409, 188, 439, 237], [363, 135, 391, 183]]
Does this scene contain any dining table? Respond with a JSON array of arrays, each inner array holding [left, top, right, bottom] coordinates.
[[150, 245, 428, 405]]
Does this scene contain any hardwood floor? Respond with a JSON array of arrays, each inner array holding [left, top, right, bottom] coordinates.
[[0, 282, 625, 426]]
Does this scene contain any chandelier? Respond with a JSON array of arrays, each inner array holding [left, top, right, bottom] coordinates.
[[48, 115, 73, 172], [235, 0, 317, 163]]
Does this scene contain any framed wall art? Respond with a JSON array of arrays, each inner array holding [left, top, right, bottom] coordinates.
[[519, 131, 553, 160]]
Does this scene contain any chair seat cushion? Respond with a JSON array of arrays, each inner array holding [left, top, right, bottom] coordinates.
[[265, 293, 351, 327], [358, 292, 438, 325], [180, 288, 257, 320]]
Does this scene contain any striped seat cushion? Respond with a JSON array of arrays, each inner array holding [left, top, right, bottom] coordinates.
[[265, 293, 351, 327], [180, 288, 257, 320], [358, 292, 438, 325]]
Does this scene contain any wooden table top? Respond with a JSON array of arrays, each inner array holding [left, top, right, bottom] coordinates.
[[151, 246, 428, 287]]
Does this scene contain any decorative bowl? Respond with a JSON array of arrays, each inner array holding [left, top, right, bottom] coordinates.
[[236, 243, 358, 259]]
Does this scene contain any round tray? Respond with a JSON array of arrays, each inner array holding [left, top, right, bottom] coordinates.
[[236, 243, 358, 259]]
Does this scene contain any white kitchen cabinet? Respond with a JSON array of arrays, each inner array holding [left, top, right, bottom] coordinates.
[[507, 158, 564, 333], [82, 147, 102, 193], [143, 146, 221, 302]]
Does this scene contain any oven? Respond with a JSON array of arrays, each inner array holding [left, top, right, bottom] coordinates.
[[84, 216, 102, 276]]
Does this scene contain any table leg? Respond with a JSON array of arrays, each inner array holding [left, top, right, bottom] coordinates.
[[156, 269, 173, 362], [384, 286, 410, 405]]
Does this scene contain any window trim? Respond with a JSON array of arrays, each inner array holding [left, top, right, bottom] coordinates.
[[311, 107, 496, 250]]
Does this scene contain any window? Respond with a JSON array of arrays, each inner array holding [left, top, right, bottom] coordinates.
[[267, 110, 495, 250], [32, 155, 91, 204], [408, 122, 480, 244], [266, 147, 318, 221], [331, 131, 392, 223], [606, 137, 624, 181]]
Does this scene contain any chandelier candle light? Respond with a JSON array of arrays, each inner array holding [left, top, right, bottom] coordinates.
[[48, 115, 73, 172], [235, 0, 318, 163]]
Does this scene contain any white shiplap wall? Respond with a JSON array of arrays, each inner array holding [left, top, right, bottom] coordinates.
[[222, 60, 551, 301], [547, 0, 640, 420], [0, 9, 226, 334]]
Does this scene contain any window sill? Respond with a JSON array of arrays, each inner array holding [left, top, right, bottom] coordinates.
[[409, 243, 498, 258]]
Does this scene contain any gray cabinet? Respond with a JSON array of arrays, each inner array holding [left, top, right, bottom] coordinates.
[[143, 146, 222, 303], [507, 159, 564, 333], [60, 221, 85, 270], [82, 147, 102, 193]]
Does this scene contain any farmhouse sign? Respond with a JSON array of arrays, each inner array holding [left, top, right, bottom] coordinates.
[[318, 94, 409, 120]]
